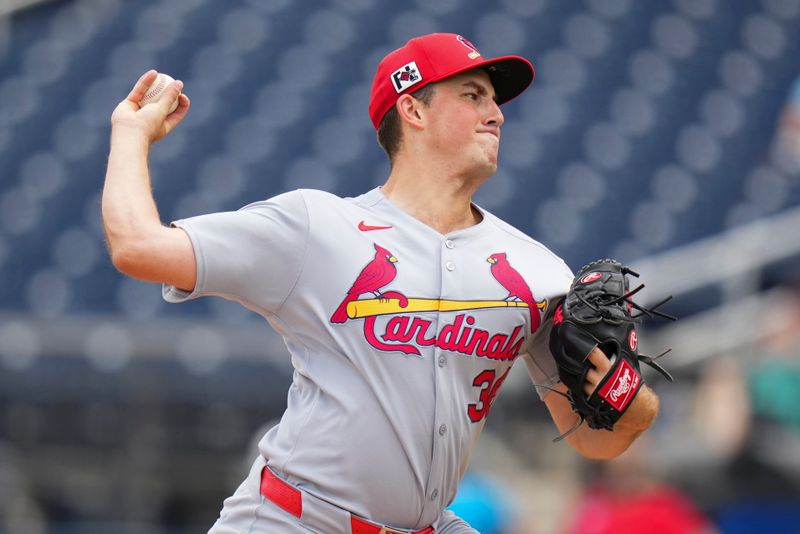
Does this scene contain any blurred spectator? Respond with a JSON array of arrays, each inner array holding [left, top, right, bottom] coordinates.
[[692, 358, 750, 464], [565, 438, 714, 534], [748, 282, 800, 430], [685, 285, 800, 533], [749, 356, 800, 430]]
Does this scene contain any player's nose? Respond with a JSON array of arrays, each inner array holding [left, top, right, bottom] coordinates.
[[485, 99, 504, 128]]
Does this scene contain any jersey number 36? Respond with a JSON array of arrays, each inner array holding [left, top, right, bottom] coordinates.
[[467, 367, 511, 423]]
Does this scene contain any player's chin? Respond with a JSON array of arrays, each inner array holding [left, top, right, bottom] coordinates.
[[483, 149, 499, 170], [465, 149, 499, 177]]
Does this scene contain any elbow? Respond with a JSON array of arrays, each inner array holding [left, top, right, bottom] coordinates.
[[106, 228, 195, 290], [108, 236, 155, 280], [577, 442, 631, 461], [567, 429, 641, 461], [103, 220, 140, 277], [104, 222, 163, 279], [109, 242, 140, 277]]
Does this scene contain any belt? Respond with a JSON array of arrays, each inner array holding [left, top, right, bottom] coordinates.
[[260, 466, 435, 534]]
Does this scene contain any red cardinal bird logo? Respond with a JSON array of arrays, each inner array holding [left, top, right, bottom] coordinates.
[[330, 244, 399, 323], [487, 252, 540, 333]]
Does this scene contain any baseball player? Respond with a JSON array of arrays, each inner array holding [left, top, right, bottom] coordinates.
[[102, 33, 661, 533]]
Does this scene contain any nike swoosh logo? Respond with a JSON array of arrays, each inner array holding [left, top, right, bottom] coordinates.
[[358, 221, 393, 231]]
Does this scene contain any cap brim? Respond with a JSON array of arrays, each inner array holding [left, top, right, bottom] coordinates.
[[476, 56, 535, 106]]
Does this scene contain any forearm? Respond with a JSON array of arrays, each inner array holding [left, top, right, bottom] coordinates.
[[102, 126, 163, 259], [100, 71, 195, 288], [569, 385, 659, 459]]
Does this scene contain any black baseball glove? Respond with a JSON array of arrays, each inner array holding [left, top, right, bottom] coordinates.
[[548, 259, 675, 437]]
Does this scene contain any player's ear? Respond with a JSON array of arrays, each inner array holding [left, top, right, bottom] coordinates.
[[396, 94, 426, 131]]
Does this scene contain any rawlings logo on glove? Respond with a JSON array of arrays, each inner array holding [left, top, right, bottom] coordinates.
[[599, 359, 639, 410], [548, 259, 675, 437]]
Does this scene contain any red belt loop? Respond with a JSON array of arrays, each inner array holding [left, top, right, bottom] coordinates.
[[350, 516, 435, 533], [260, 466, 302, 518], [259, 465, 434, 533]]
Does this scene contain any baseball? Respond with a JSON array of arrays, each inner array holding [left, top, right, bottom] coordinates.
[[140, 72, 180, 113]]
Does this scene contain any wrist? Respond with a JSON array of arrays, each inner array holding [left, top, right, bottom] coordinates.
[[617, 385, 659, 432], [110, 121, 154, 147]]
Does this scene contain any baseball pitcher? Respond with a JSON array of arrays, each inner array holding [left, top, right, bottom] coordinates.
[[102, 33, 670, 533]]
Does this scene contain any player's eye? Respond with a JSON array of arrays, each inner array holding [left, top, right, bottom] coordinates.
[[464, 92, 479, 101]]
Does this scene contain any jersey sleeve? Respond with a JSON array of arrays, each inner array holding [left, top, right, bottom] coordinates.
[[521, 317, 560, 400], [522, 257, 573, 400], [162, 190, 309, 316]]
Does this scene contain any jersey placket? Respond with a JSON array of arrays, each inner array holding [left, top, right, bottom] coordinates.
[[421, 236, 460, 517]]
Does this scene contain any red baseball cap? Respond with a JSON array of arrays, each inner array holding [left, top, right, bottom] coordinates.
[[368, 33, 535, 129]]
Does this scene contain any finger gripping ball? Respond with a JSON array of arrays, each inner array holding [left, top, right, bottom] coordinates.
[[140, 72, 179, 113]]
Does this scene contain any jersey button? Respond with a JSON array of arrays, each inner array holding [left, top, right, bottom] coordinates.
[[445, 261, 455, 271], [430, 489, 439, 500], [439, 424, 447, 436], [438, 356, 446, 367], [445, 239, 454, 249]]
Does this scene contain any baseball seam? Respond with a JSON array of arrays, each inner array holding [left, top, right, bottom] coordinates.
[[142, 78, 167, 104]]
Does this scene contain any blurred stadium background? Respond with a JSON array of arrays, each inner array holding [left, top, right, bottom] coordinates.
[[1, 0, 800, 532]]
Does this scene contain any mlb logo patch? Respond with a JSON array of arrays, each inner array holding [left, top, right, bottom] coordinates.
[[391, 61, 422, 93]]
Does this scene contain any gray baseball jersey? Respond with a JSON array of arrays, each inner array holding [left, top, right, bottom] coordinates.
[[164, 187, 572, 530]]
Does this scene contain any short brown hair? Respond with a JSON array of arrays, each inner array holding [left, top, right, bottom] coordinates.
[[376, 84, 436, 163]]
